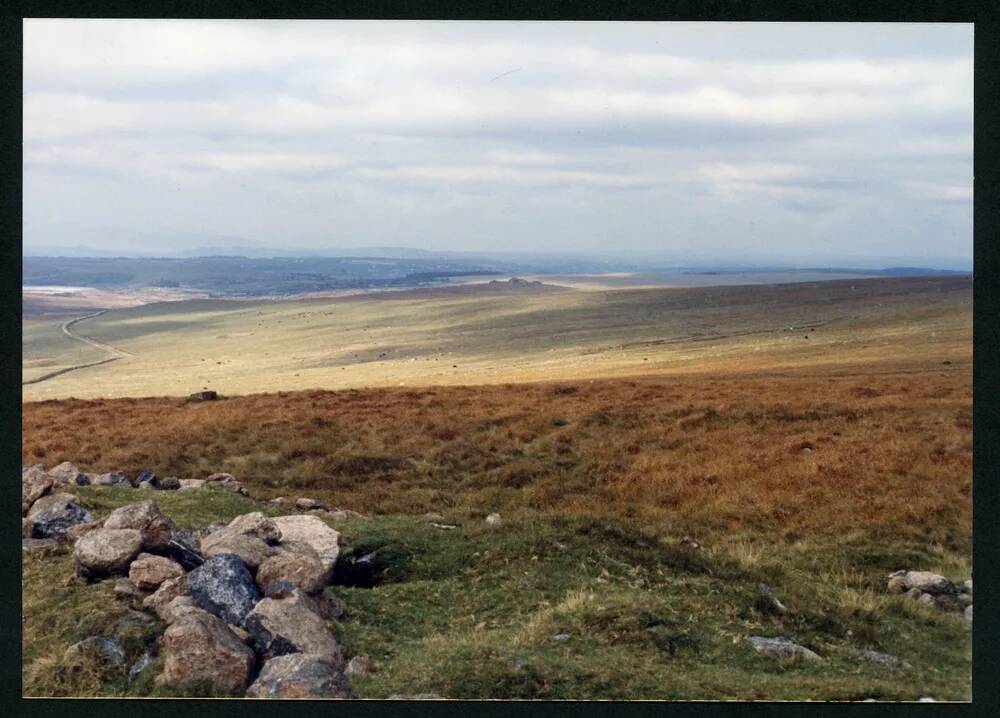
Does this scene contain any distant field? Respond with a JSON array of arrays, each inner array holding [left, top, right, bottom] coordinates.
[[21, 275, 971, 401]]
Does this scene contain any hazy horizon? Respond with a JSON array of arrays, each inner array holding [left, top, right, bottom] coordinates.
[[24, 20, 972, 265]]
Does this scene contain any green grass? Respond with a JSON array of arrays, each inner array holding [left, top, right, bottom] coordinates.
[[23, 487, 972, 700]]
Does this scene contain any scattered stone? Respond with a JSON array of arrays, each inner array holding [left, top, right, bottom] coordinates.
[[66, 521, 103, 542], [431, 523, 458, 530], [178, 479, 206, 491], [917, 593, 935, 607], [859, 649, 910, 670], [22, 537, 60, 554], [153, 476, 181, 491], [204, 472, 236, 483], [888, 570, 958, 596], [485, 513, 503, 526], [128, 651, 156, 681], [188, 554, 261, 625], [188, 390, 219, 401], [135, 469, 157, 487], [64, 636, 125, 670], [143, 575, 190, 618], [157, 609, 255, 695], [963, 579, 972, 594], [246, 653, 353, 699], [74, 528, 144, 578], [755, 582, 788, 615], [345, 654, 373, 678], [747, 636, 821, 661], [295, 497, 325, 510], [244, 593, 344, 664], [92, 471, 130, 486], [137, 481, 153, 491], [129, 553, 185, 590], [552, 633, 572, 642], [918, 697, 936, 702], [271, 515, 341, 576], [103, 501, 176, 551], [964, 605, 973, 622], [257, 551, 329, 595]]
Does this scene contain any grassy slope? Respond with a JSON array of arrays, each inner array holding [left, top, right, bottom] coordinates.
[[21, 276, 972, 700], [21, 275, 971, 400]]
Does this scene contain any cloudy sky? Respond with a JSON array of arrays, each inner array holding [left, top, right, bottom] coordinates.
[[23, 20, 972, 264]]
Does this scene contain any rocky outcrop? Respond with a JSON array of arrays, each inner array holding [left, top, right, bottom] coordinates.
[[188, 554, 261, 625], [156, 609, 255, 694], [129, 553, 185, 590], [246, 653, 354, 698], [103, 501, 176, 552], [74, 528, 144, 578]]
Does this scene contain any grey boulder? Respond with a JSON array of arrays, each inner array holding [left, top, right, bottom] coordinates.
[[188, 553, 261, 625], [246, 653, 353, 699]]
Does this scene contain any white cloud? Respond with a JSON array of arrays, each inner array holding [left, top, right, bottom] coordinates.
[[21, 20, 973, 260]]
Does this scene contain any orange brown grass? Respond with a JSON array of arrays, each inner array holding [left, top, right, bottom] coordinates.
[[22, 361, 971, 550]]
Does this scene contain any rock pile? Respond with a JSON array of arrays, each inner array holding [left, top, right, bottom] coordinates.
[[22, 463, 364, 699], [886, 570, 972, 620]]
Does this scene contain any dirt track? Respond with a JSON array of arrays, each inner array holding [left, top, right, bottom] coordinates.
[[22, 311, 132, 386]]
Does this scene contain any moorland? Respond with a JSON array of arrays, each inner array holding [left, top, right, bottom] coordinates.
[[21, 272, 972, 700]]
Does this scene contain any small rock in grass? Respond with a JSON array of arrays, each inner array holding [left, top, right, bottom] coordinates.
[[747, 636, 821, 661], [756, 582, 788, 615], [153, 476, 180, 491], [64, 636, 125, 670], [964, 605, 972, 622], [485, 513, 503, 526], [345, 654, 373, 678], [22, 538, 60, 554], [178, 479, 206, 491], [552, 633, 571, 642], [859, 649, 910, 670]]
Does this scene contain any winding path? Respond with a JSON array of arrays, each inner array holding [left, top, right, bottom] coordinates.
[[23, 310, 133, 386]]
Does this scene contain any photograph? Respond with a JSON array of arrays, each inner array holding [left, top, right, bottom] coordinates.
[[20, 18, 972, 700]]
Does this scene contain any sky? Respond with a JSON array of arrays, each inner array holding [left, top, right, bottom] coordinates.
[[23, 20, 973, 265]]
